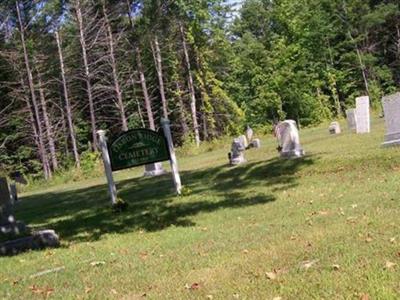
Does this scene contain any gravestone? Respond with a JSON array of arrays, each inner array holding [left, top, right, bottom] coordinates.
[[229, 138, 246, 165], [382, 92, 400, 147], [238, 135, 248, 149], [0, 177, 25, 237], [0, 177, 59, 255], [355, 96, 370, 133], [346, 109, 357, 131], [245, 125, 253, 143], [144, 162, 166, 177], [275, 120, 305, 158], [248, 138, 261, 149], [329, 121, 341, 134]]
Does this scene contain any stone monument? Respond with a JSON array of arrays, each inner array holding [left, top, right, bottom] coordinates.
[[238, 135, 248, 149], [346, 109, 357, 131], [245, 125, 253, 143], [229, 138, 246, 165], [382, 92, 400, 147], [275, 120, 305, 158], [0, 177, 59, 255], [355, 96, 370, 133], [329, 121, 341, 134]]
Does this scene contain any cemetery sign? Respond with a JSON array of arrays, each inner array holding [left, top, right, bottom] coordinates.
[[109, 129, 170, 171]]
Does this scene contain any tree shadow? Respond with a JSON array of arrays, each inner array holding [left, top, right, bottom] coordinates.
[[15, 155, 316, 244]]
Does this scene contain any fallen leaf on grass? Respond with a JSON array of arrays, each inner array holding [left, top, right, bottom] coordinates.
[[332, 264, 340, 271], [351, 204, 358, 209], [265, 271, 277, 280], [110, 289, 118, 295], [390, 237, 396, 243], [300, 259, 319, 270], [90, 261, 106, 267], [29, 285, 54, 297], [206, 295, 213, 299], [359, 293, 369, 300], [185, 282, 201, 290], [242, 249, 249, 254], [385, 261, 396, 269]]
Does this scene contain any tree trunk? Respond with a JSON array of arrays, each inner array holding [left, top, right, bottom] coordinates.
[[151, 36, 168, 119], [175, 81, 189, 137], [103, 2, 128, 131], [55, 31, 80, 168], [37, 69, 58, 170], [16, 1, 51, 180], [136, 46, 155, 130], [75, 0, 98, 150], [179, 22, 200, 147]]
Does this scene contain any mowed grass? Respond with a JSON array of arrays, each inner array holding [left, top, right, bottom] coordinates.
[[1, 116, 400, 299]]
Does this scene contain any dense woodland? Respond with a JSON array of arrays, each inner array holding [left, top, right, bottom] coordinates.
[[0, 0, 399, 179]]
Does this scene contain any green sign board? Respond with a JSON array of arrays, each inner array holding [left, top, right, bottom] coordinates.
[[109, 129, 170, 171]]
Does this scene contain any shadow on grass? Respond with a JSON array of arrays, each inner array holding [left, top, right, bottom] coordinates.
[[16, 155, 316, 243]]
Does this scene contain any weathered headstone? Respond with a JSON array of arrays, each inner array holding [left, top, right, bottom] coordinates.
[[275, 120, 305, 158], [144, 162, 166, 177], [0, 177, 59, 255], [0, 177, 25, 236], [229, 138, 246, 165], [238, 135, 248, 149], [245, 125, 253, 143], [346, 109, 357, 131], [355, 96, 370, 133], [329, 121, 341, 134], [248, 138, 261, 149], [382, 92, 400, 147]]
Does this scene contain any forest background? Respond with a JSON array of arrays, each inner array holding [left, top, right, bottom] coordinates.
[[0, 0, 399, 181]]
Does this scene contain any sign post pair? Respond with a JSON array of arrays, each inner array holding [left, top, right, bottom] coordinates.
[[97, 119, 182, 206]]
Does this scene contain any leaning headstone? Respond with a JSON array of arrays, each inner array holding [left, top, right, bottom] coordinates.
[[245, 125, 253, 143], [329, 121, 341, 134], [275, 120, 305, 158], [229, 138, 246, 165], [346, 109, 357, 131], [382, 92, 400, 147], [355, 96, 370, 133]]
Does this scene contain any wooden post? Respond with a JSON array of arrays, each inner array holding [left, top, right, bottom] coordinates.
[[97, 130, 117, 205], [161, 119, 182, 195]]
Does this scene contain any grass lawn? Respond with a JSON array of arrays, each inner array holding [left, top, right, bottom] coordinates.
[[1, 116, 400, 299]]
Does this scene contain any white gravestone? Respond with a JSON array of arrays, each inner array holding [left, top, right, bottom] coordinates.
[[275, 120, 305, 158], [346, 109, 357, 131], [237, 135, 248, 149], [355, 96, 370, 133], [382, 92, 400, 147], [245, 125, 253, 143], [229, 138, 246, 165], [329, 121, 341, 134]]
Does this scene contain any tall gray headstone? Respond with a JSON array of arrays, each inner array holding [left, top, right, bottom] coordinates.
[[346, 109, 357, 131], [382, 92, 400, 147], [355, 96, 370, 133], [229, 138, 246, 165], [275, 120, 305, 158], [245, 125, 253, 143]]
